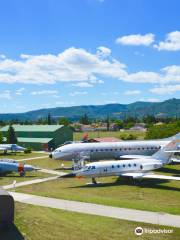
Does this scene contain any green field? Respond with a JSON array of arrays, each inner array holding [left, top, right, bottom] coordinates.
[[74, 130, 146, 141], [16, 163, 180, 215], [26, 157, 71, 170], [0, 170, 51, 186], [1, 202, 179, 240], [0, 151, 48, 160]]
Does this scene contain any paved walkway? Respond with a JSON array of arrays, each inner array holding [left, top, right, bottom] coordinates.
[[3, 176, 59, 190], [9, 191, 180, 228], [17, 156, 48, 162], [38, 168, 65, 175]]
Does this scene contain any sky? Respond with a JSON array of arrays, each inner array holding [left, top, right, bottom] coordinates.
[[0, 0, 180, 113]]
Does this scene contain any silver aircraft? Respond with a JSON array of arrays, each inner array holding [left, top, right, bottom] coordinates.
[[0, 144, 26, 154], [61, 139, 180, 184], [49, 133, 180, 161]]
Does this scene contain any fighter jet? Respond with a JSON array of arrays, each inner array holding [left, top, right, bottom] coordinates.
[[0, 159, 38, 176], [0, 144, 26, 154]]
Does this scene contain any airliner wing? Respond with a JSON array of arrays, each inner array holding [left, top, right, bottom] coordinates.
[[119, 155, 149, 160], [143, 174, 180, 181], [120, 172, 180, 181], [120, 172, 146, 178]]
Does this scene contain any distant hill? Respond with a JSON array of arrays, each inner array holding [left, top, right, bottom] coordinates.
[[0, 98, 180, 121]]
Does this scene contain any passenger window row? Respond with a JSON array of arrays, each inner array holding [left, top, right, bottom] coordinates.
[[90, 147, 159, 152], [110, 163, 137, 168]]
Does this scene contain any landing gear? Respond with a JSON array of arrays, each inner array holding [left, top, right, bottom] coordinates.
[[92, 177, 97, 184], [20, 171, 25, 177]]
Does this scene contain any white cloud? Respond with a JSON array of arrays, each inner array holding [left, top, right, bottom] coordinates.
[[0, 47, 126, 84], [70, 91, 88, 96], [0, 54, 6, 59], [96, 46, 111, 58], [116, 33, 155, 46], [30, 90, 58, 95], [16, 87, 25, 95], [124, 90, 141, 95], [72, 82, 93, 88], [150, 84, 180, 94], [154, 31, 180, 51], [0, 90, 11, 99], [0, 47, 179, 86]]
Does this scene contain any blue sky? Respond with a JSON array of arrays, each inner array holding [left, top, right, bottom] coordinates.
[[0, 0, 180, 113]]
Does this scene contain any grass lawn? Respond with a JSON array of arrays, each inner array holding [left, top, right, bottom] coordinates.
[[1, 202, 179, 240], [0, 171, 51, 186], [26, 157, 72, 170], [16, 163, 180, 215], [74, 130, 146, 141], [0, 151, 48, 160], [0, 153, 54, 186]]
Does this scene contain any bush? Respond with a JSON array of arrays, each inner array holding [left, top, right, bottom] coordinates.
[[24, 147, 32, 154], [145, 121, 180, 139], [121, 134, 137, 140]]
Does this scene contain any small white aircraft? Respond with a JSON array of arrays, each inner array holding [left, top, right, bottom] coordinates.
[[61, 139, 180, 184], [50, 133, 180, 162], [0, 144, 26, 154]]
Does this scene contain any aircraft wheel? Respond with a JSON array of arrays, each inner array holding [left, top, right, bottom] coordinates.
[[20, 171, 25, 177]]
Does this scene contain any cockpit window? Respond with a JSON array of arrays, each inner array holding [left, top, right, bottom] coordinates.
[[55, 149, 60, 152]]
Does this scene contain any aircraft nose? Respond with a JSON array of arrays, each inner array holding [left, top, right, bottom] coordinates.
[[60, 172, 76, 178], [24, 164, 36, 171]]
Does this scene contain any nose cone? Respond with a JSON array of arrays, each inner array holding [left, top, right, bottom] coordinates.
[[19, 146, 26, 151], [24, 164, 36, 172], [60, 172, 76, 178]]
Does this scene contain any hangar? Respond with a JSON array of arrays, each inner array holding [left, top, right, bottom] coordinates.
[[1, 124, 73, 151]]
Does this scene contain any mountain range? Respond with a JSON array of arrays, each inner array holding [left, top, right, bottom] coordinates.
[[1, 98, 180, 121]]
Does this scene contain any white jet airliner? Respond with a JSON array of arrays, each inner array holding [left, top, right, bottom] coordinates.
[[49, 133, 180, 162], [61, 139, 180, 184]]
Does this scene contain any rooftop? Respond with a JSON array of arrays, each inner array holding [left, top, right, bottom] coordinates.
[[88, 137, 121, 142], [18, 137, 53, 143], [0, 124, 64, 132]]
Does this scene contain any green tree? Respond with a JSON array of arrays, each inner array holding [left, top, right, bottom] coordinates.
[[114, 120, 123, 130], [59, 117, 70, 126], [145, 121, 180, 139], [47, 113, 52, 125], [0, 131, 3, 143], [7, 125, 17, 144], [106, 115, 110, 131], [80, 114, 90, 124]]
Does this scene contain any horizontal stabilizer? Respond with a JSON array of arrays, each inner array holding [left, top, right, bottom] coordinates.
[[0, 147, 7, 150], [171, 158, 180, 163]]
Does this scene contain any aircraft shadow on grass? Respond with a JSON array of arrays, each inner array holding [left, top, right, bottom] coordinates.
[[0, 175, 36, 179], [155, 167, 180, 176], [0, 224, 24, 240], [70, 177, 180, 192]]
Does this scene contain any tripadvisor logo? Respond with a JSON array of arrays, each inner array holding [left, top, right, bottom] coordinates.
[[135, 227, 143, 236]]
